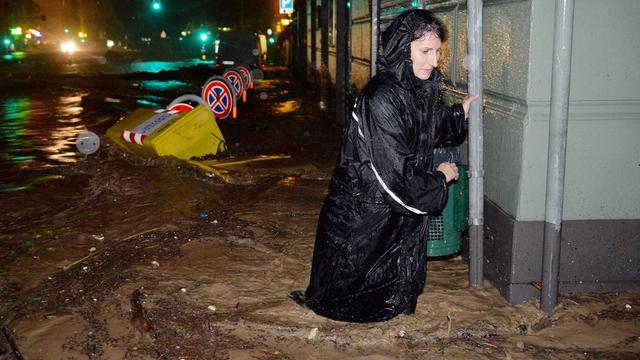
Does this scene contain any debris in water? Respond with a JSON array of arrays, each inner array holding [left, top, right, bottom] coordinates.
[[89, 247, 96, 252], [92, 234, 105, 241], [208, 305, 216, 312], [198, 210, 209, 219], [0, 326, 23, 360], [76, 131, 100, 155], [180, 288, 187, 293], [104, 97, 122, 103], [307, 327, 318, 340], [130, 289, 154, 335], [516, 340, 525, 350], [151, 261, 160, 268], [625, 304, 632, 310], [517, 324, 528, 335]]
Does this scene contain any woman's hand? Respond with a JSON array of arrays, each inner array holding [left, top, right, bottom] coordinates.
[[437, 162, 459, 183], [462, 95, 482, 119]]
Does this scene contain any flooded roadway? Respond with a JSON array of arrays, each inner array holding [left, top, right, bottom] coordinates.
[[0, 50, 639, 359]]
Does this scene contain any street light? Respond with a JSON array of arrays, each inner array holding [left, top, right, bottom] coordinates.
[[200, 33, 208, 42], [152, 0, 161, 11]]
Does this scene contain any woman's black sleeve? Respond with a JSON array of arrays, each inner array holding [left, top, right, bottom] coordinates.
[[357, 87, 448, 215]]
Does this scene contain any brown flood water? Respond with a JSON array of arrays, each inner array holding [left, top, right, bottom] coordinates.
[[1, 66, 639, 359]]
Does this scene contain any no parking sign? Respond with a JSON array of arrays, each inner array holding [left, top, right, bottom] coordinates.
[[202, 76, 236, 120], [236, 65, 253, 91], [223, 69, 245, 102]]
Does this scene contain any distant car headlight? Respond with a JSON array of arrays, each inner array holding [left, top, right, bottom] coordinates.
[[61, 41, 77, 54]]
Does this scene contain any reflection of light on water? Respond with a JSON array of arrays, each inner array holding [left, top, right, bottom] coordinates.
[[57, 95, 84, 117], [44, 95, 88, 163], [278, 176, 297, 186], [0, 175, 65, 193], [0, 92, 92, 191], [273, 100, 301, 114], [0, 97, 35, 166], [139, 80, 190, 91], [136, 99, 161, 108], [120, 60, 214, 74], [43, 125, 88, 163], [57, 117, 82, 124], [0, 94, 91, 169]]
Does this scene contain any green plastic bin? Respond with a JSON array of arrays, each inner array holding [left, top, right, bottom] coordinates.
[[426, 165, 469, 257]]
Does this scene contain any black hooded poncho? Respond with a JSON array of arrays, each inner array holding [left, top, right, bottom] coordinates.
[[299, 10, 467, 322]]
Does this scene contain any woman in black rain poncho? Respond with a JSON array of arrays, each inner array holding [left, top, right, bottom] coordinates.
[[292, 9, 480, 323]]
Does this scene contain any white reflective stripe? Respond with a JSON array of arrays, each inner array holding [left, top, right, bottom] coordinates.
[[122, 130, 132, 142], [356, 105, 425, 214], [370, 164, 427, 215], [352, 111, 364, 138], [134, 133, 144, 145]]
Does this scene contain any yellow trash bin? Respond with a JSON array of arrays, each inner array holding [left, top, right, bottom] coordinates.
[[107, 105, 227, 160]]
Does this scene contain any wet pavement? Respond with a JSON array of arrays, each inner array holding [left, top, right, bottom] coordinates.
[[0, 50, 639, 359]]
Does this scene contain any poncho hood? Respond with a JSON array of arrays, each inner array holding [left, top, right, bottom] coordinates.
[[377, 9, 444, 89]]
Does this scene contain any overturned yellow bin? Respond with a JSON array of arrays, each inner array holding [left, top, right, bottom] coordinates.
[[107, 105, 227, 160]]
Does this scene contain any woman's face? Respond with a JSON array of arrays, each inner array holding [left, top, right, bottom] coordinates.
[[410, 32, 442, 80]]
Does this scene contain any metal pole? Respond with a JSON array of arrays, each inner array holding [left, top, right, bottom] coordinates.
[[541, 0, 575, 313], [370, 0, 379, 76], [450, 2, 461, 87], [311, 0, 317, 71], [320, 0, 329, 67], [336, 0, 349, 126], [467, 0, 484, 289], [319, 0, 329, 110], [297, 1, 308, 79]]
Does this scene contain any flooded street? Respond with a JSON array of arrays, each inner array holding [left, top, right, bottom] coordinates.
[[1, 51, 638, 359]]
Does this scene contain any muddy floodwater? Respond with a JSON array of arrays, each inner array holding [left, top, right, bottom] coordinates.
[[0, 52, 639, 359]]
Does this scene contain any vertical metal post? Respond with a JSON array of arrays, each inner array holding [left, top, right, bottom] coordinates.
[[320, 0, 329, 67], [370, 0, 379, 76], [541, 0, 575, 313], [311, 0, 317, 71], [296, 0, 308, 79], [450, 3, 461, 87], [335, 0, 350, 126], [319, 0, 330, 110], [467, 0, 484, 289]]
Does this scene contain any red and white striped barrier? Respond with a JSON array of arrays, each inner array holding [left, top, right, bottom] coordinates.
[[121, 109, 180, 145]]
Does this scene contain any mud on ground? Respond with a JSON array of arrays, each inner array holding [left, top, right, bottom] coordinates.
[[1, 68, 639, 359]]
